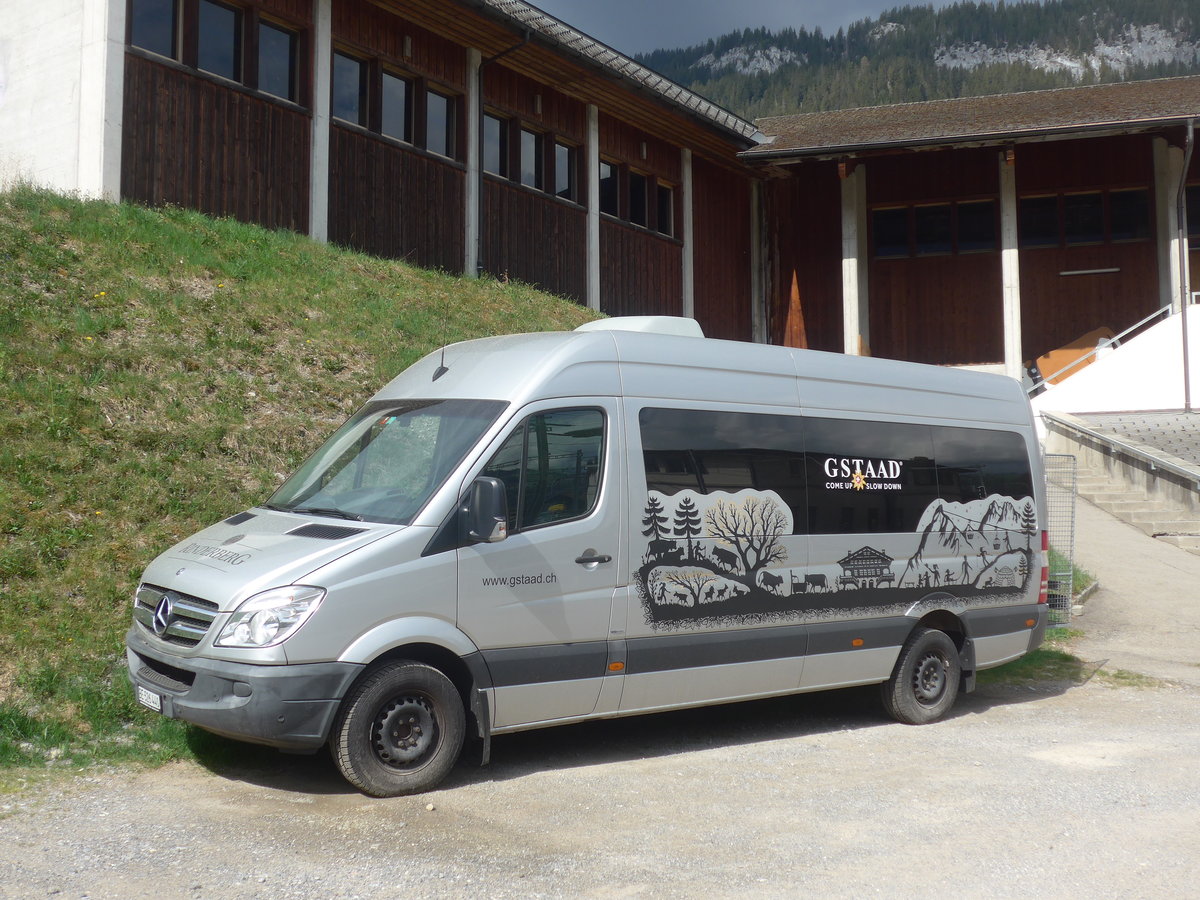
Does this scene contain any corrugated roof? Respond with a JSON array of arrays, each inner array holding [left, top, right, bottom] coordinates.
[[745, 75, 1200, 160], [468, 0, 763, 144]]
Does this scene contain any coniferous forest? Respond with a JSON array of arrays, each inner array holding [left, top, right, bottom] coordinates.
[[635, 0, 1200, 118]]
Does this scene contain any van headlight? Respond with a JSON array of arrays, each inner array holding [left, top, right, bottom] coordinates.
[[215, 586, 325, 648]]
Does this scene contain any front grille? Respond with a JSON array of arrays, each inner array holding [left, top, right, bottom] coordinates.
[[136, 655, 195, 693], [133, 584, 220, 648]]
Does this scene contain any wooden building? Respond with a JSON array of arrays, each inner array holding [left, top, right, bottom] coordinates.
[[2, 3, 1197, 372], [744, 77, 1200, 378]]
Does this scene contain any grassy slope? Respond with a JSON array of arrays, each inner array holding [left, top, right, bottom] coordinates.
[[0, 186, 596, 769]]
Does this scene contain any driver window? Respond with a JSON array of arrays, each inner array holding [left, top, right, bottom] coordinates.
[[481, 408, 604, 532]]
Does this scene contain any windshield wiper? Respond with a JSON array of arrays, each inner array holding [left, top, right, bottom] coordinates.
[[286, 506, 364, 521]]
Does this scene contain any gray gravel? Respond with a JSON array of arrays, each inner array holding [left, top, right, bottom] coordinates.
[[2, 677, 1198, 899]]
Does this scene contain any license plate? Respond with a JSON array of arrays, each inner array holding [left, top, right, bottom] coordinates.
[[136, 685, 163, 713]]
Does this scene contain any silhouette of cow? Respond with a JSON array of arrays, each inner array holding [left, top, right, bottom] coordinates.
[[805, 574, 828, 593], [711, 547, 739, 571], [760, 571, 784, 593], [647, 539, 684, 565]]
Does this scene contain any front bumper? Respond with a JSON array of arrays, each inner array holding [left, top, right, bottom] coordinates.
[[126, 625, 363, 752]]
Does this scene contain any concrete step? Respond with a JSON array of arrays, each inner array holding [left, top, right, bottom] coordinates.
[[1130, 519, 1200, 537], [1091, 499, 1178, 519], [1157, 534, 1200, 556]]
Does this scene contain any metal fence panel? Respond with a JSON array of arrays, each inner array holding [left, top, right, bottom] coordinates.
[[1043, 453, 1077, 627]]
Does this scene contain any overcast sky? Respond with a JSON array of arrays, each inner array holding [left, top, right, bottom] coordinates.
[[529, 0, 960, 55]]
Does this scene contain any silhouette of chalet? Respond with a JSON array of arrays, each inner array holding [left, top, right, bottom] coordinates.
[[837, 546, 895, 589]]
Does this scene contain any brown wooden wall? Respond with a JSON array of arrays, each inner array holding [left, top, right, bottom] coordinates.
[[1015, 134, 1153, 193], [691, 156, 752, 341], [868, 147, 999, 204], [333, 1, 466, 88], [1018, 243, 1158, 361], [871, 256, 1004, 365], [483, 65, 586, 142], [121, 54, 310, 232], [599, 114, 681, 182], [763, 162, 842, 352], [328, 125, 464, 271], [600, 221, 682, 317], [482, 180, 586, 300]]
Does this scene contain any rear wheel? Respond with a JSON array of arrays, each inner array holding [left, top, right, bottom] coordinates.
[[331, 661, 465, 797], [881, 626, 960, 725]]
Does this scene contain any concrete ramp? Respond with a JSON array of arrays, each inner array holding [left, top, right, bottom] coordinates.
[[1031, 309, 1200, 415]]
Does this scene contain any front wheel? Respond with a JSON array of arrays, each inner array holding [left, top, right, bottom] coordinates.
[[881, 627, 961, 725], [331, 661, 466, 797]]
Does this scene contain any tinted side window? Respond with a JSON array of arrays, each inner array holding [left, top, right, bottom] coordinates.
[[481, 409, 605, 532], [639, 407, 807, 534], [805, 418, 938, 535], [933, 426, 1033, 503]]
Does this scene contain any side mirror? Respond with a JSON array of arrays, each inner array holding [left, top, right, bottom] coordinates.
[[465, 476, 509, 543]]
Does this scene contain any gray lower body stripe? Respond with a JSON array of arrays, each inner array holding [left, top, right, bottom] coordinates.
[[806, 617, 912, 655], [962, 604, 1041, 638], [626, 625, 808, 675], [481, 642, 608, 687]]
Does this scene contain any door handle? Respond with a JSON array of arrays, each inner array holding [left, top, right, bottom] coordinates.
[[575, 551, 612, 565]]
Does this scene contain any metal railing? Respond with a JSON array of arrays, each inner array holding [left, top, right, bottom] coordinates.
[[1043, 453, 1077, 627], [1027, 305, 1175, 395]]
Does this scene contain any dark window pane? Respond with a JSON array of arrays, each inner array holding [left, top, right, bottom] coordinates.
[[1064, 192, 1104, 245], [482, 409, 605, 532], [554, 142, 575, 201], [331, 53, 365, 125], [914, 204, 952, 255], [599, 161, 619, 216], [957, 200, 997, 252], [1019, 195, 1058, 248], [932, 426, 1033, 504], [1109, 189, 1150, 242], [629, 172, 648, 227], [426, 90, 454, 158], [483, 113, 506, 175], [197, 0, 241, 82], [872, 207, 908, 258], [520, 129, 542, 189], [381, 72, 412, 142], [639, 407, 807, 533], [130, 0, 177, 58], [657, 184, 674, 236], [258, 21, 296, 101], [804, 418, 939, 535]]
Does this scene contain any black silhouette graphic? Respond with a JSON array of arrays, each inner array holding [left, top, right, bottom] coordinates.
[[635, 489, 1036, 628]]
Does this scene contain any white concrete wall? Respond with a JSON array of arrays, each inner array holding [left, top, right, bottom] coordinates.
[[0, 0, 123, 197], [1032, 310, 1200, 416]]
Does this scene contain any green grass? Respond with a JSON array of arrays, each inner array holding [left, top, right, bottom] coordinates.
[[0, 185, 597, 772]]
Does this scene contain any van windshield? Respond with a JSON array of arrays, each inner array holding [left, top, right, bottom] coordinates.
[[266, 399, 508, 525]]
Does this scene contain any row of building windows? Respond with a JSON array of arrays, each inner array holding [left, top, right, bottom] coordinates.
[[130, 0, 300, 102], [130, 0, 673, 231], [872, 188, 1152, 259]]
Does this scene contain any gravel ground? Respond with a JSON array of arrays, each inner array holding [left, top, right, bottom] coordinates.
[[2, 676, 1198, 899]]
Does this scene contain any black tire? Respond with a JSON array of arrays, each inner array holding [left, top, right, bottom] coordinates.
[[331, 661, 466, 797], [881, 626, 961, 725]]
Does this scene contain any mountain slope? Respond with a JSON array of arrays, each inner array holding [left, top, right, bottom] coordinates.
[[636, 0, 1200, 118]]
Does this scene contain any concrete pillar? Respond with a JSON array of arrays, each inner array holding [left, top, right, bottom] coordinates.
[[1153, 136, 1185, 313], [840, 162, 869, 355], [750, 179, 766, 343], [681, 148, 695, 319], [465, 48, 481, 277], [999, 148, 1023, 381], [78, 0, 124, 199], [308, 0, 332, 243], [586, 103, 600, 311]]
